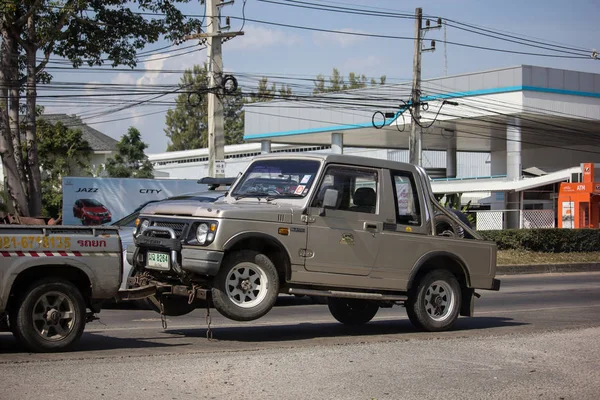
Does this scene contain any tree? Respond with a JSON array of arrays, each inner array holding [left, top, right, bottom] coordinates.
[[329, 68, 346, 92], [348, 72, 367, 90], [313, 68, 387, 94], [105, 127, 154, 179], [37, 119, 92, 217], [0, 1, 201, 216], [164, 64, 245, 151], [247, 77, 292, 104]]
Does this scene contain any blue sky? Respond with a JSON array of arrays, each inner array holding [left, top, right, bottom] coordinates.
[[42, 0, 600, 153]]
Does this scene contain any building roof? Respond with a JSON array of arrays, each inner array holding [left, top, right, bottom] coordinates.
[[40, 114, 118, 152], [243, 65, 600, 153], [430, 166, 581, 194]]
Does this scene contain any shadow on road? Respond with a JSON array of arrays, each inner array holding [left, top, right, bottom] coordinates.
[[0, 332, 189, 354], [104, 295, 316, 311], [0, 317, 525, 354], [163, 316, 525, 343]]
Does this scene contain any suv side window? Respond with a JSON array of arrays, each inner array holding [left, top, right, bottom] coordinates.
[[391, 171, 421, 225], [312, 166, 378, 214]]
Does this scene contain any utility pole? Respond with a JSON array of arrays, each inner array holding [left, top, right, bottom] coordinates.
[[408, 7, 423, 166], [408, 8, 440, 166], [185, 0, 243, 177]]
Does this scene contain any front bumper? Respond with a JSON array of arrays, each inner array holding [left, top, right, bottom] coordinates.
[[129, 229, 223, 277]]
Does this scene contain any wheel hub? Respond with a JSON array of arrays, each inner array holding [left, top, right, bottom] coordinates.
[[239, 279, 252, 292], [46, 309, 61, 325], [226, 262, 269, 309]]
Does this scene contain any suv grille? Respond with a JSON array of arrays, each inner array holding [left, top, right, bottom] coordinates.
[[150, 221, 187, 239]]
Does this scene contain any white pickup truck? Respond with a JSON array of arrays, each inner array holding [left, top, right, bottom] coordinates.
[[0, 225, 122, 352]]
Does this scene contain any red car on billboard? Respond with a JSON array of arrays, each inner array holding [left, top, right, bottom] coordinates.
[[73, 198, 112, 225]]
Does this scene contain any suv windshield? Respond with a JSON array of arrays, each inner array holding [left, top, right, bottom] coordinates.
[[232, 159, 321, 199]]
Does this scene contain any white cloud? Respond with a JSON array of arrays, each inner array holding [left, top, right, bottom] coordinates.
[[136, 53, 168, 86], [342, 55, 380, 72], [312, 28, 367, 48], [226, 25, 302, 51], [111, 73, 136, 86]]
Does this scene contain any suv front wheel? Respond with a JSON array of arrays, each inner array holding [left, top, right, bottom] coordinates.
[[212, 250, 279, 321]]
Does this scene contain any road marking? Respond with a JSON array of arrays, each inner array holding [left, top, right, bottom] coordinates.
[[476, 304, 600, 315]]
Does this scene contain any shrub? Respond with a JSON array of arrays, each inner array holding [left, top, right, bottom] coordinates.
[[480, 229, 600, 253]]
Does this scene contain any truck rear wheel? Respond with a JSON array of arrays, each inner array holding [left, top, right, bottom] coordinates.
[[406, 270, 461, 332], [11, 279, 86, 353], [212, 250, 279, 321], [328, 298, 379, 325]]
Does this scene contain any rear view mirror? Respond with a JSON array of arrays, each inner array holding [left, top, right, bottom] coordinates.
[[323, 189, 339, 208], [319, 188, 339, 216]]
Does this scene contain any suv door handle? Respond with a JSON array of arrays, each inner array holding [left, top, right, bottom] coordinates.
[[363, 222, 380, 232]]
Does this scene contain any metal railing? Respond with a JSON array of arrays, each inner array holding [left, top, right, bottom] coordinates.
[[473, 209, 555, 230]]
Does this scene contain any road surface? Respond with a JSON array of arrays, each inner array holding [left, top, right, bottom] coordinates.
[[1, 272, 599, 399]]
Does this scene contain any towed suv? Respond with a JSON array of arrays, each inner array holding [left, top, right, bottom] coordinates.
[[126, 154, 500, 331]]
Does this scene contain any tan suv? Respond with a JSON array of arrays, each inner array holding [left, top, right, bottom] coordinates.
[[126, 154, 500, 332]]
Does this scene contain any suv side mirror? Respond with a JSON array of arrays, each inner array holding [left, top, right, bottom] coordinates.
[[320, 188, 339, 216]]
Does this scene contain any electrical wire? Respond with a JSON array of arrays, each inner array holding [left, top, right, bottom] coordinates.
[[257, 0, 594, 57]]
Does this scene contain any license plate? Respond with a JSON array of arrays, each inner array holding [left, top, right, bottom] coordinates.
[[147, 252, 170, 270]]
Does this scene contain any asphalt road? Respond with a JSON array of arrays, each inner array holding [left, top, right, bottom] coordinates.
[[1, 272, 599, 399]]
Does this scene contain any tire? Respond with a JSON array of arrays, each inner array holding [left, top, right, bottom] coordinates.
[[212, 250, 279, 321], [11, 279, 86, 353], [146, 295, 198, 317], [328, 298, 379, 325], [434, 213, 464, 238], [406, 270, 461, 332]]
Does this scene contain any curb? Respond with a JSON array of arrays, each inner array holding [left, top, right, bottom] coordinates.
[[497, 263, 600, 275]]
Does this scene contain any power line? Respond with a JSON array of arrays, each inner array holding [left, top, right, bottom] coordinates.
[[223, 16, 593, 59], [257, 0, 593, 57]]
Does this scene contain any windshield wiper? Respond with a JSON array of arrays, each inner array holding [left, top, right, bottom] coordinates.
[[234, 192, 272, 200], [266, 193, 305, 201]]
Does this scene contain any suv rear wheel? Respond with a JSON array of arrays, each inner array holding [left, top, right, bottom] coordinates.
[[406, 269, 461, 332], [328, 298, 379, 325], [212, 250, 279, 321]]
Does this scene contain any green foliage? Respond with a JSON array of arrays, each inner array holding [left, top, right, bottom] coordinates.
[[0, 0, 201, 216], [36, 119, 92, 217], [106, 127, 154, 179], [224, 87, 245, 146], [313, 68, 387, 94], [437, 193, 474, 224], [164, 64, 245, 151], [481, 229, 600, 253], [247, 77, 292, 103]]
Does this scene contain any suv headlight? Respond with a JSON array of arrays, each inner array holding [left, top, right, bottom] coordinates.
[[192, 221, 218, 245], [196, 223, 209, 244]]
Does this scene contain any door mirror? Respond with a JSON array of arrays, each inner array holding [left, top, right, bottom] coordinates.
[[319, 188, 339, 216], [323, 188, 339, 208]]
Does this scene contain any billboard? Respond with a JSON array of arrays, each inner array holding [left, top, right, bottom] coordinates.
[[62, 177, 208, 226]]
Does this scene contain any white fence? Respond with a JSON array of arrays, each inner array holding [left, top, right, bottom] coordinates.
[[474, 210, 556, 230]]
